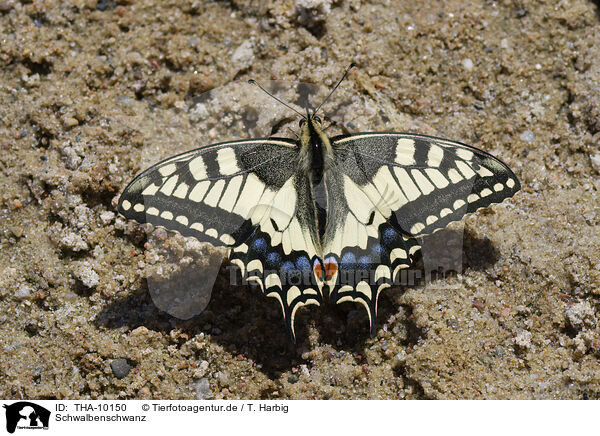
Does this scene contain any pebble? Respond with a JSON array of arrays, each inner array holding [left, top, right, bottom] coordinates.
[[99, 211, 115, 225], [462, 58, 474, 71], [9, 226, 23, 238], [296, 0, 332, 16], [194, 378, 213, 399], [514, 330, 532, 349], [62, 116, 79, 128], [590, 153, 600, 174], [565, 302, 596, 331], [520, 130, 534, 143], [15, 284, 33, 299], [60, 232, 89, 252], [232, 40, 254, 70], [192, 360, 210, 379], [300, 364, 310, 377], [110, 359, 132, 379], [127, 51, 144, 65], [73, 261, 100, 288]]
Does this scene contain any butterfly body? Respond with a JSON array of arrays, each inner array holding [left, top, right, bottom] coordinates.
[[118, 105, 520, 342]]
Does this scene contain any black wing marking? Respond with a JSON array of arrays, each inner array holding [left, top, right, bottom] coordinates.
[[118, 138, 299, 247]]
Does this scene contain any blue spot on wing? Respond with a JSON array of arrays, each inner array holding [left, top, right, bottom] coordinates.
[[358, 256, 370, 269], [296, 256, 311, 271], [382, 227, 397, 244], [281, 261, 295, 273], [266, 252, 281, 267], [372, 243, 385, 257], [253, 237, 267, 253], [341, 252, 356, 269]]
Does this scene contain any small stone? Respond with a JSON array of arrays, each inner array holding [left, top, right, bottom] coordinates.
[[62, 116, 79, 128], [192, 360, 210, 379], [188, 75, 214, 96], [15, 284, 33, 299], [127, 51, 144, 65], [60, 231, 89, 252], [392, 350, 407, 369], [73, 261, 100, 288], [287, 374, 299, 384], [590, 153, 600, 174], [232, 40, 254, 70], [462, 58, 474, 71], [9, 226, 23, 238], [520, 130, 534, 143], [110, 358, 132, 379], [299, 364, 310, 377], [514, 330, 532, 349], [99, 211, 115, 225], [194, 378, 213, 399], [566, 302, 596, 331]]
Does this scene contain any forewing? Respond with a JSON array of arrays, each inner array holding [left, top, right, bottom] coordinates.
[[331, 133, 520, 237], [118, 138, 299, 246]]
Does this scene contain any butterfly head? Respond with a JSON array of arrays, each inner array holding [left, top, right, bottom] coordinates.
[[298, 111, 328, 151], [298, 114, 322, 129]]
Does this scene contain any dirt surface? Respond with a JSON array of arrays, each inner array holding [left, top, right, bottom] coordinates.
[[1, 0, 600, 399]]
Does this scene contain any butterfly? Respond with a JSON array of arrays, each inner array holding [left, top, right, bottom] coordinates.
[[118, 64, 520, 342]]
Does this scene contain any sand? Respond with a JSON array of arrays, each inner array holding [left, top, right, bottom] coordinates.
[[1, 0, 599, 399]]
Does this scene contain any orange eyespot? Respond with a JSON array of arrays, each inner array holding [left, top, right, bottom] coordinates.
[[313, 259, 338, 281]]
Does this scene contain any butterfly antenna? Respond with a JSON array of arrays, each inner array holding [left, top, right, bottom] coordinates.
[[313, 62, 356, 116], [248, 79, 305, 119]]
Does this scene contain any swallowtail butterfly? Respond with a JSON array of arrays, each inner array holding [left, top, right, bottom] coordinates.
[[118, 64, 520, 342]]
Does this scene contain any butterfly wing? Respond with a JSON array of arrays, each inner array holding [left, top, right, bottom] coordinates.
[[118, 138, 322, 339], [118, 138, 300, 246], [322, 132, 520, 334]]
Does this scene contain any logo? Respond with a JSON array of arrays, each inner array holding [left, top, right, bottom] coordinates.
[[2, 402, 50, 434]]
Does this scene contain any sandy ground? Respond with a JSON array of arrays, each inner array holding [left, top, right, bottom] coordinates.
[[1, 0, 600, 399]]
